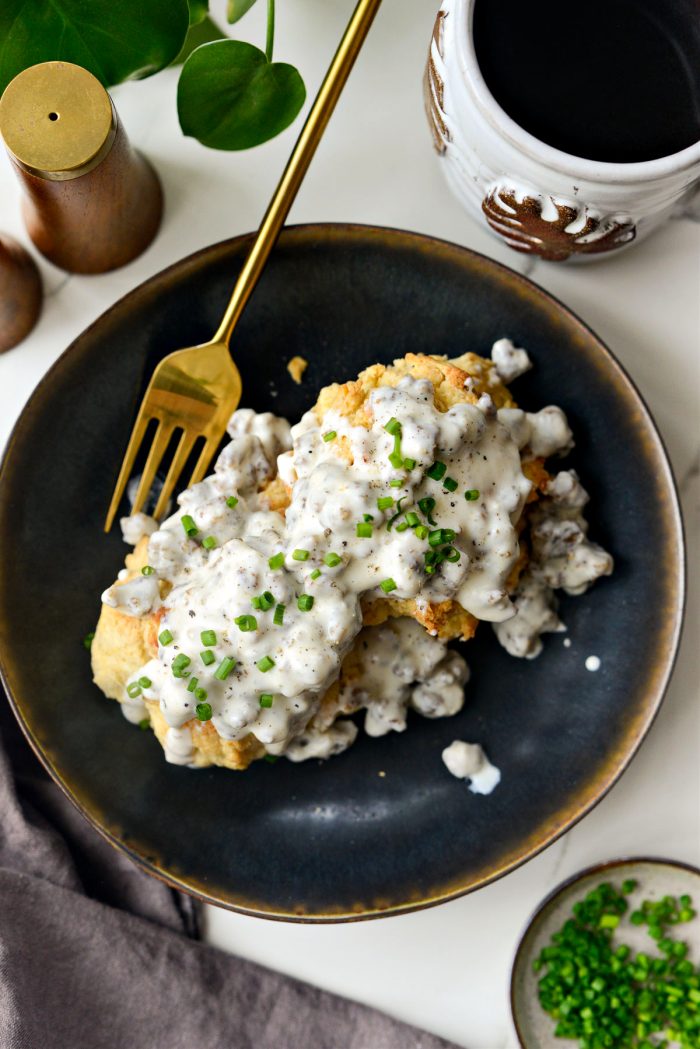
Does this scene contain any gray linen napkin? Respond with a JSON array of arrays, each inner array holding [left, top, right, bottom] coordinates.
[[0, 696, 459, 1049]]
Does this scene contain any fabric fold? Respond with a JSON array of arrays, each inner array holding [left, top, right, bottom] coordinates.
[[0, 696, 458, 1049]]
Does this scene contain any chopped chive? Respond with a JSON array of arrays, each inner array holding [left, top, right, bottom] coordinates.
[[195, 702, 212, 722], [126, 682, 142, 698], [424, 550, 443, 574], [264, 754, 278, 764], [414, 524, 429, 540], [194, 686, 208, 701], [273, 603, 285, 626], [171, 653, 191, 678], [389, 479, 404, 488], [259, 693, 274, 708], [83, 631, 95, 650], [202, 535, 217, 550], [214, 656, 236, 680], [310, 568, 321, 580], [268, 552, 285, 570], [292, 549, 310, 561], [187, 677, 199, 692], [387, 497, 406, 531], [200, 650, 215, 666], [444, 546, 461, 563], [322, 430, 337, 442], [297, 594, 314, 611], [384, 417, 402, 436], [159, 629, 173, 646], [403, 457, 417, 470], [226, 496, 238, 508], [257, 655, 275, 673], [234, 614, 258, 632], [429, 528, 455, 547], [363, 513, 374, 523], [356, 522, 373, 538], [443, 476, 458, 492], [396, 521, 409, 532], [379, 578, 397, 594], [425, 549, 449, 571], [426, 461, 446, 481], [252, 591, 275, 612], [200, 629, 217, 647], [181, 514, 198, 537], [139, 718, 150, 731], [324, 552, 342, 567], [622, 879, 638, 894], [417, 497, 437, 525], [377, 496, 394, 511], [138, 676, 152, 688], [141, 565, 155, 576], [405, 511, 420, 528], [388, 451, 404, 469], [465, 489, 480, 501]]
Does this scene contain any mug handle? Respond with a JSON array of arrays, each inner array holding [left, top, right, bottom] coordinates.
[[482, 183, 636, 262]]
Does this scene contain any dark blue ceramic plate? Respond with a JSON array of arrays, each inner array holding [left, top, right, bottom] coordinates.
[[0, 226, 684, 921]]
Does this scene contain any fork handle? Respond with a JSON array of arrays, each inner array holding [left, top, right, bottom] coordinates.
[[212, 0, 383, 347]]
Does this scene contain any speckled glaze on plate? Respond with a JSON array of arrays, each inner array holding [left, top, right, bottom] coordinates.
[[0, 225, 685, 921], [511, 857, 700, 1047]]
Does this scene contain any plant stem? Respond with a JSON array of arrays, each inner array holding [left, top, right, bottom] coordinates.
[[265, 0, 275, 62]]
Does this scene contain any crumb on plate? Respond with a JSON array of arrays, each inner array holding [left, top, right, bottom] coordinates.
[[287, 356, 308, 384]]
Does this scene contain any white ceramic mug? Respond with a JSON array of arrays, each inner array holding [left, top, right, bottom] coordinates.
[[424, 0, 700, 262]]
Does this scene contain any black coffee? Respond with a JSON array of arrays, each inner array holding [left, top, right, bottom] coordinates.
[[473, 0, 700, 163]]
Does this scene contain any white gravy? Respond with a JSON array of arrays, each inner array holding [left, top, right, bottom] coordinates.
[[103, 345, 612, 771]]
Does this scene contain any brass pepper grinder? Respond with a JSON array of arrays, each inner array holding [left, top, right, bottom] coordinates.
[[0, 233, 42, 353], [0, 62, 163, 274]]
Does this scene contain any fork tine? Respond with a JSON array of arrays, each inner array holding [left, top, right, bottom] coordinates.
[[152, 430, 197, 520], [104, 410, 152, 533], [187, 438, 219, 489], [130, 421, 175, 519]]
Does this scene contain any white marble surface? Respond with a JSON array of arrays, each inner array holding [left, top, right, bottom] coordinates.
[[1, 2, 698, 1047]]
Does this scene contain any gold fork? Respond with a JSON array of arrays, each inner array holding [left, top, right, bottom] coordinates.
[[105, 0, 383, 531]]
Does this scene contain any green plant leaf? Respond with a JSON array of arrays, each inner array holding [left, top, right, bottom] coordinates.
[[227, 0, 259, 24], [188, 0, 209, 26], [177, 40, 305, 151], [0, 0, 190, 95], [172, 15, 226, 67]]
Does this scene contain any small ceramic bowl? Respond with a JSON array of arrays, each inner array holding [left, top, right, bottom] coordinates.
[[511, 857, 700, 1047]]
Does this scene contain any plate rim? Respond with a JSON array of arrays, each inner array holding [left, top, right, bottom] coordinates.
[[510, 855, 700, 1047], [0, 222, 687, 922]]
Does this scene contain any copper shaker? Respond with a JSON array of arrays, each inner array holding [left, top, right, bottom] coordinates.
[[0, 62, 163, 274], [0, 234, 42, 353]]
